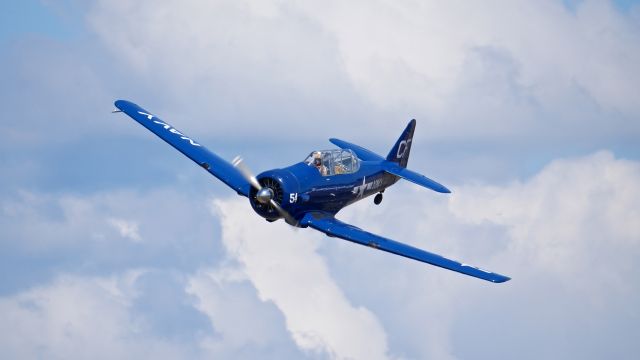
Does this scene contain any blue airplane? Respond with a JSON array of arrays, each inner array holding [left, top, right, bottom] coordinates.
[[114, 100, 510, 283]]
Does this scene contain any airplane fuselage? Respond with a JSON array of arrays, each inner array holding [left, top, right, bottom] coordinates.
[[251, 161, 399, 222]]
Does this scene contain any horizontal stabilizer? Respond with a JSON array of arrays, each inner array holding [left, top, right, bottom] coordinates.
[[383, 163, 450, 193], [301, 212, 510, 283], [329, 138, 384, 161]]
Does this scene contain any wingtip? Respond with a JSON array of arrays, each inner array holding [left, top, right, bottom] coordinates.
[[114, 99, 136, 111], [491, 275, 511, 283], [432, 182, 451, 194]]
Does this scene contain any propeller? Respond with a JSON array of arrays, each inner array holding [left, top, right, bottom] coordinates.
[[232, 156, 298, 226]]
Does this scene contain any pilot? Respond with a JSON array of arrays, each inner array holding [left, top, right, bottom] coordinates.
[[313, 152, 328, 176]]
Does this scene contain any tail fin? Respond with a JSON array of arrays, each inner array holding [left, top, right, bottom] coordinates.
[[386, 119, 416, 168]]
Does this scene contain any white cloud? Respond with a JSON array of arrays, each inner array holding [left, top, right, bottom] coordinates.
[[330, 150, 640, 358], [0, 271, 189, 360], [2, 0, 638, 357], [209, 198, 390, 360], [449, 150, 640, 292], [1, 151, 638, 359], [0, 269, 302, 360], [187, 268, 304, 359], [87, 0, 640, 143], [0, 188, 219, 268], [108, 217, 142, 242]]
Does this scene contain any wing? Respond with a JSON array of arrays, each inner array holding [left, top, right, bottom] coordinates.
[[114, 100, 250, 196], [300, 212, 510, 283], [329, 138, 385, 161], [382, 162, 451, 194]]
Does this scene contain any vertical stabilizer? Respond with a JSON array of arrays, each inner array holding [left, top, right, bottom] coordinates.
[[386, 119, 416, 168]]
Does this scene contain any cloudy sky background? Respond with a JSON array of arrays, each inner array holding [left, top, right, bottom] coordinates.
[[1, 0, 639, 358]]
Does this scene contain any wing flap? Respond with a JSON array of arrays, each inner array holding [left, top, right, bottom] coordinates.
[[383, 163, 450, 193], [301, 212, 510, 283], [114, 100, 250, 196], [329, 138, 385, 161]]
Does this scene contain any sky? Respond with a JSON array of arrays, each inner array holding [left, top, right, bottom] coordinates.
[[1, 0, 639, 359]]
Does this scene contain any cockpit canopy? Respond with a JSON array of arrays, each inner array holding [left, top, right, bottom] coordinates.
[[304, 149, 360, 176]]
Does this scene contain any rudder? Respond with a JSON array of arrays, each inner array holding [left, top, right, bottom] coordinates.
[[386, 119, 416, 168]]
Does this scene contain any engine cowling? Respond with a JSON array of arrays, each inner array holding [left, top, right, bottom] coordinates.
[[248, 169, 299, 221]]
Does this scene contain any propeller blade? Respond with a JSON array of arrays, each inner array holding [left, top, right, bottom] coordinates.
[[232, 156, 297, 226], [270, 199, 297, 226], [232, 156, 261, 190]]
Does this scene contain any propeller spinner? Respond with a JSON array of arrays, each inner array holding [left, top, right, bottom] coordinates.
[[232, 156, 297, 225]]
